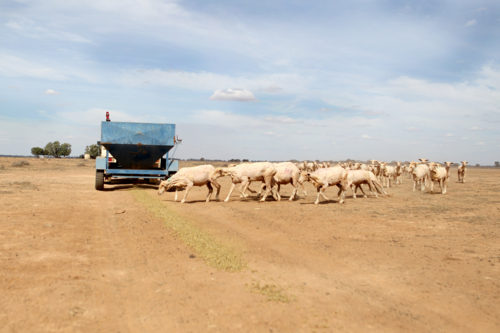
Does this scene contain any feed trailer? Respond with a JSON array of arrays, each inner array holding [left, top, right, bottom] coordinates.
[[95, 120, 179, 190]]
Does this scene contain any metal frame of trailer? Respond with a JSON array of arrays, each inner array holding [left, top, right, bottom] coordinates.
[[95, 120, 180, 190]]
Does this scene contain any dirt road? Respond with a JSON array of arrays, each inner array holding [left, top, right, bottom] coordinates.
[[1, 158, 499, 332]]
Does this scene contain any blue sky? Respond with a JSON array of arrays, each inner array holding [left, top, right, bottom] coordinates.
[[0, 0, 499, 164]]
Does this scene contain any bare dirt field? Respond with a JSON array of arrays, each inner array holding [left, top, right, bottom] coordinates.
[[1, 157, 499, 333]]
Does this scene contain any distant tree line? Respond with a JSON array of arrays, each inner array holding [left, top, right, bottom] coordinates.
[[31, 141, 72, 158]]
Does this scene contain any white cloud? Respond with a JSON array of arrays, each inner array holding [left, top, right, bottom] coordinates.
[[361, 134, 370, 139], [209, 88, 257, 102], [264, 116, 299, 124], [318, 108, 332, 112], [446, 133, 453, 137], [477, 7, 487, 12], [363, 110, 387, 116], [0, 53, 97, 82], [470, 126, 483, 130], [404, 127, 420, 132], [259, 85, 283, 93], [43, 89, 60, 95], [6, 19, 91, 43], [477, 142, 485, 145], [465, 20, 477, 27]]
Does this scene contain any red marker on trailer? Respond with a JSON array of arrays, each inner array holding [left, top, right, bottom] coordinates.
[[106, 111, 110, 122]]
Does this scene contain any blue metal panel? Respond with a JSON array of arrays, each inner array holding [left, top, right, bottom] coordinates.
[[96, 157, 107, 170], [101, 122, 175, 145], [168, 160, 179, 172]]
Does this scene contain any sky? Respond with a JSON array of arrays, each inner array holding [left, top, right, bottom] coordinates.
[[0, 0, 499, 164]]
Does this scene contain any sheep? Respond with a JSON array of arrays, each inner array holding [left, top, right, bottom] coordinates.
[[257, 162, 307, 201], [443, 161, 453, 181], [158, 165, 221, 203], [379, 162, 396, 188], [214, 162, 277, 202], [458, 161, 468, 183], [412, 159, 430, 192], [394, 162, 403, 185], [346, 170, 386, 198], [428, 162, 449, 194], [298, 166, 348, 204]]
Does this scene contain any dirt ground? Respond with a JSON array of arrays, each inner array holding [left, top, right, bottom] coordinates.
[[1, 157, 499, 333]]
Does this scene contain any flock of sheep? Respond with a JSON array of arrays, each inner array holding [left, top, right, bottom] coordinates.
[[157, 160, 469, 204]]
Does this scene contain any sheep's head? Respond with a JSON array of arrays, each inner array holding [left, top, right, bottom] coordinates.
[[419, 158, 429, 163], [396, 162, 402, 167], [211, 168, 225, 180], [298, 171, 310, 183], [428, 162, 438, 172], [444, 161, 454, 167], [461, 161, 468, 165], [158, 179, 172, 195]]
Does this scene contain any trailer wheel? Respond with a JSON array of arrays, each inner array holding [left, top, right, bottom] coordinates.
[[95, 170, 104, 190]]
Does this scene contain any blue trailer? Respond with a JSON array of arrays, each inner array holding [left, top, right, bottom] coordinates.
[[95, 121, 180, 190]]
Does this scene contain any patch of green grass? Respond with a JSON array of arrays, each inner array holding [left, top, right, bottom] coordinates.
[[248, 281, 296, 303], [131, 189, 246, 272]]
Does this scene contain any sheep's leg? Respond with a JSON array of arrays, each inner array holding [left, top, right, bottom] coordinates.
[[413, 177, 417, 192], [205, 182, 213, 202], [211, 180, 221, 200], [443, 177, 448, 194], [239, 178, 250, 198], [358, 183, 368, 198], [260, 175, 274, 202], [174, 188, 179, 202], [337, 184, 345, 204], [246, 181, 257, 193], [181, 181, 194, 203], [276, 183, 282, 201], [299, 180, 307, 197], [463, 171, 466, 183], [258, 183, 266, 196], [289, 184, 298, 201], [271, 182, 281, 201], [368, 181, 378, 198], [351, 185, 357, 199], [315, 185, 330, 205], [421, 177, 426, 191], [224, 182, 237, 202]]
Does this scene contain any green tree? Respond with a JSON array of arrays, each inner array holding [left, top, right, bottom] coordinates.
[[31, 147, 44, 158], [60, 143, 72, 157], [85, 144, 101, 159], [44, 141, 60, 158], [44, 141, 72, 158]]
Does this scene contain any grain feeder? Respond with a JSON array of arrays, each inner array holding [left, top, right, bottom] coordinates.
[[95, 116, 180, 190]]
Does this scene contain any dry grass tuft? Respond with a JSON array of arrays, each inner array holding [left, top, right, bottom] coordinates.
[[0, 164, 4, 170], [11, 160, 30, 167], [248, 281, 296, 303], [11, 181, 37, 189], [77, 161, 86, 167], [131, 189, 246, 272]]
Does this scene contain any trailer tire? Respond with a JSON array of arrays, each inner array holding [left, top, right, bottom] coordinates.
[[95, 170, 104, 190]]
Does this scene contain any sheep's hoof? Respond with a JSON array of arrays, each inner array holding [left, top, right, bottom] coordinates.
[[363, 195, 367, 198], [224, 199, 229, 203]]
